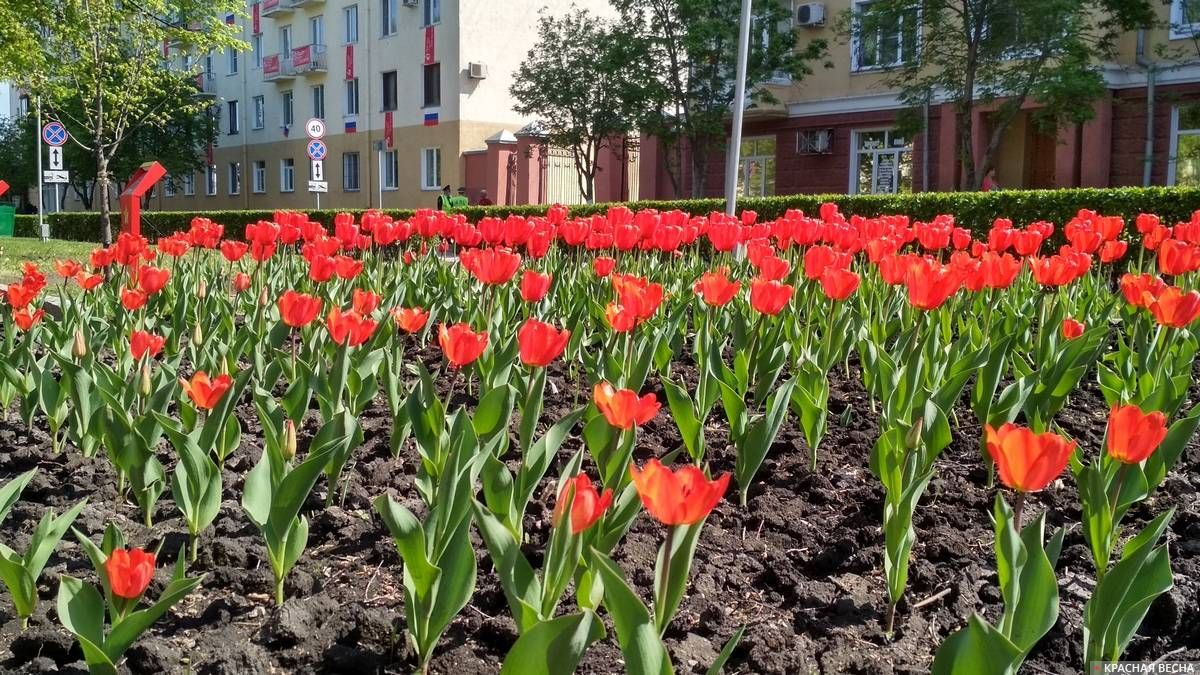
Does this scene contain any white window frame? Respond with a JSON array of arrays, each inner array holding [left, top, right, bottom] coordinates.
[[280, 25, 292, 57], [344, 4, 359, 44], [1171, 0, 1200, 39], [382, 70, 398, 111], [381, 0, 397, 37], [421, 147, 441, 191], [848, 128, 913, 195], [227, 45, 239, 75], [182, 172, 195, 196], [164, 176, 176, 197], [281, 158, 296, 192], [253, 95, 265, 129], [253, 160, 267, 193], [345, 78, 360, 115], [228, 162, 242, 195], [423, 0, 440, 27], [343, 152, 361, 191], [736, 136, 776, 198], [205, 165, 217, 196], [252, 35, 262, 69], [227, 100, 240, 134], [1166, 104, 1200, 186], [758, 0, 794, 85], [850, 0, 920, 72], [282, 90, 294, 127], [383, 150, 399, 190], [312, 84, 325, 120], [310, 15, 325, 46]]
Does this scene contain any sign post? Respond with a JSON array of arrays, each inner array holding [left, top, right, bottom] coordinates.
[[41, 119, 70, 239], [306, 137, 328, 209]]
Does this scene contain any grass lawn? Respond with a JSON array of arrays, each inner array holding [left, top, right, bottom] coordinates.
[[0, 237, 96, 284]]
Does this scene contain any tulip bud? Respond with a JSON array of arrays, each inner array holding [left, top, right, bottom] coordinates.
[[197, 278, 208, 299], [283, 419, 297, 461], [904, 417, 925, 450], [258, 286, 269, 307], [140, 362, 152, 397], [191, 323, 203, 346], [72, 328, 88, 360]]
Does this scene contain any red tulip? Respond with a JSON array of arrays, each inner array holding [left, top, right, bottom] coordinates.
[[552, 474, 613, 534], [461, 247, 522, 285], [180, 372, 233, 410], [1106, 404, 1168, 464], [1061, 318, 1085, 340], [5, 282, 37, 309], [694, 268, 741, 307], [53, 260, 82, 278], [984, 423, 1076, 493], [520, 269, 552, 302], [137, 266, 171, 295], [749, 278, 793, 315], [130, 330, 165, 361], [278, 290, 323, 328], [1158, 239, 1200, 276], [611, 274, 664, 321], [593, 256, 616, 278], [1100, 240, 1128, 263], [605, 303, 638, 332], [629, 458, 730, 526], [74, 272, 105, 291], [232, 272, 251, 293], [819, 267, 860, 301], [308, 255, 336, 282], [352, 288, 382, 315], [220, 240, 249, 262], [905, 260, 961, 311], [391, 307, 429, 334], [334, 255, 364, 280], [593, 381, 660, 429], [1147, 286, 1200, 328], [438, 323, 488, 367], [327, 307, 377, 347], [12, 307, 45, 331], [756, 255, 791, 282], [121, 289, 148, 311], [105, 548, 156, 600], [518, 318, 570, 367], [1119, 273, 1166, 309]]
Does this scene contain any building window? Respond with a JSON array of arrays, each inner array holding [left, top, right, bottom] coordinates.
[[381, 0, 397, 37], [345, 78, 359, 115], [383, 150, 399, 189], [382, 70, 398, 111], [310, 15, 324, 46], [343, 152, 360, 191], [253, 95, 265, 129], [227, 100, 240, 134], [204, 52, 214, 77], [1171, 0, 1200, 39], [423, 0, 440, 26], [422, 63, 440, 108], [253, 35, 262, 68], [282, 90, 294, 127], [1169, 103, 1200, 186], [206, 165, 217, 196], [344, 4, 359, 43], [281, 158, 295, 192], [851, 129, 913, 194], [734, 137, 776, 198], [280, 25, 292, 57], [253, 160, 267, 193], [229, 162, 242, 195], [164, 177, 176, 197], [227, 46, 239, 74], [312, 84, 325, 119], [851, 0, 919, 71], [421, 147, 441, 190], [182, 173, 195, 196]]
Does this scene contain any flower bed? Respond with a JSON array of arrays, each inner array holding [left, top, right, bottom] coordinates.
[[1, 205, 1198, 674]]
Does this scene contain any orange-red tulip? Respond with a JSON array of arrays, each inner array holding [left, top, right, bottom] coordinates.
[[352, 288, 382, 315], [5, 282, 37, 309], [518, 318, 570, 367], [520, 270, 552, 302], [593, 256, 616, 278], [1147, 285, 1200, 328], [327, 307, 377, 347], [1061, 318, 1085, 340], [12, 307, 45, 331], [461, 247, 521, 285], [121, 289, 148, 311], [1119, 273, 1166, 309], [105, 548, 156, 600], [749, 278, 793, 315], [1106, 404, 1168, 464], [593, 381, 660, 429], [984, 423, 1076, 493], [552, 474, 613, 534], [130, 330, 165, 361], [181, 371, 233, 410], [905, 260, 961, 311], [278, 290, 323, 328], [819, 267, 860, 301], [438, 323, 488, 367], [629, 458, 731, 526], [74, 272, 104, 291], [220, 240, 249, 262], [391, 307, 429, 334], [694, 268, 740, 307], [137, 265, 171, 295], [53, 260, 82, 278]]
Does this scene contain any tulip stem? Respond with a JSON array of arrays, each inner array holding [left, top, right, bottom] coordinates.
[[656, 525, 676, 635], [275, 576, 286, 606], [884, 600, 897, 638], [1012, 491, 1025, 532]]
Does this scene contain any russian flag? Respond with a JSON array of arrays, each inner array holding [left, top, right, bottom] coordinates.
[[423, 112, 439, 127], [345, 119, 357, 133]]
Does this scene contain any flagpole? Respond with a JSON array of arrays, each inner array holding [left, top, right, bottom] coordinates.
[[724, 0, 753, 219]]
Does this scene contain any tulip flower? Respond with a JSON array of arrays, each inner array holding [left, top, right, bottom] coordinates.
[[612, 274, 664, 322], [1147, 286, 1200, 328], [520, 269, 552, 302], [120, 289, 148, 311], [1119, 273, 1166, 309], [984, 423, 1076, 494], [130, 330, 165, 361], [5, 282, 37, 309], [1099, 240, 1128, 263], [819, 267, 860, 301], [1157, 239, 1200, 276], [605, 303, 638, 333], [693, 268, 740, 307], [334, 255, 364, 280], [278, 290, 323, 328], [438, 323, 488, 367], [181, 371, 233, 410], [756, 255, 791, 282], [749, 278, 793, 315], [105, 548, 156, 600], [461, 247, 521, 285], [137, 266, 171, 295], [308, 255, 336, 282], [905, 260, 961, 311], [593, 381, 660, 429], [518, 318, 570, 367], [629, 458, 730, 526], [552, 474, 613, 534], [391, 306, 429, 334], [53, 260, 82, 278], [327, 307, 378, 347], [352, 288, 382, 315], [12, 307, 45, 331], [74, 272, 104, 291], [593, 256, 616, 278], [1106, 404, 1168, 464], [220, 240, 249, 262], [1061, 318, 1085, 340]]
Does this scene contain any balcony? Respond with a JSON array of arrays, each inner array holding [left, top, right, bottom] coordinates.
[[290, 0, 324, 7], [260, 0, 292, 17], [263, 54, 296, 82], [290, 44, 327, 75], [195, 72, 218, 97]]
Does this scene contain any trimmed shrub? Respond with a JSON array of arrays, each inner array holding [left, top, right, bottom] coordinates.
[[23, 187, 1200, 243]]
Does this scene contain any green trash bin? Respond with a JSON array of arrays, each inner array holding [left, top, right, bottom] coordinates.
[[0, 205, 15, 238]]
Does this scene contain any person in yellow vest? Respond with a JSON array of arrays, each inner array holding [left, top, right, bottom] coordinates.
[[449, 187, 470, 209]]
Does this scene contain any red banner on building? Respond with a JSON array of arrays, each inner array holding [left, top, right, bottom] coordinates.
[[263, 54, 280, 76], [345, 44, 354, 80], [262, 0, 278, 12], [252, 3, 260, 34], [384, 111, 394, 149], [424, 26, 435, 65], [292, 45, 311, 67]]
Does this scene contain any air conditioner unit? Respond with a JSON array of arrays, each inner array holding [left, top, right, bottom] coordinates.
[[401, 0, 418, 6], [796, 3, 826, 27], [797, 129, 833, 155], [468, 62, 489, 79]]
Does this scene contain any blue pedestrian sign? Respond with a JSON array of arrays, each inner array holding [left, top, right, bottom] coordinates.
[[42, 121, 68, 147], [306, 139, 327, 161]]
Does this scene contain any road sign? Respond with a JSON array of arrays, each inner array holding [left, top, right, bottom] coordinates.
[[306, 139, 327, 161], [42, 121, 68, 147], [311, 160, 324, 181], [48, 146, 64, 170], [305, 118, 326, 139], [307, 180, 328, 193], [44, 170, 69, 184]]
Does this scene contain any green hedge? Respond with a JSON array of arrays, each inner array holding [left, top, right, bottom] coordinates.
[[17, 187, 1200, 243], [13, 215, 39, 238]]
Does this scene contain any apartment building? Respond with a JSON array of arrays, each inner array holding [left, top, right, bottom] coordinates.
[[151, 0, 608, 211], [639, 0, 1200, 201]]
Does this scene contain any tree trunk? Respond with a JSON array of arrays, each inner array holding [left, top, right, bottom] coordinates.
[[689, 138, 707, 199], [97, 152, 112, 245]]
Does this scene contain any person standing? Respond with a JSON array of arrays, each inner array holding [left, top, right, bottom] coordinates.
[[450, 187, 470, 209], [437, 185, 453, 210], [477, 189, 494, 206]]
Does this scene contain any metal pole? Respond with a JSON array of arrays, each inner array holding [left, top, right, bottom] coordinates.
[[377, 147, 383, 209], [723, 0, 753, 218], [36, 97, 46, 241]]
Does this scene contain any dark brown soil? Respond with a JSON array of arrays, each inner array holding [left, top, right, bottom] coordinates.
[[1, 351, 1197, 674]]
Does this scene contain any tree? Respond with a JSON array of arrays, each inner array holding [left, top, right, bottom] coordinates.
[[613, 0, 828, 198], [0, 0, 241, 244], [845, 0, 1156, 190], [510, 9, 652, 204], [0, 117, 38, 207]]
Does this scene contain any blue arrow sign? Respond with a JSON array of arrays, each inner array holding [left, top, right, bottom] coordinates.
[[306, 139, 327, 161], [42, 121, 68, 147]]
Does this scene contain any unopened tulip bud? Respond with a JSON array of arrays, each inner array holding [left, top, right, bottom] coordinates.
[[197, 278, 207, 299], [72, 329, 87, 359], [258, 286, 269, 307], [283, 419, 297, 461], [140, 362, 152, 397], [191, 323, 203, 346], [905, 417, 925, 450]]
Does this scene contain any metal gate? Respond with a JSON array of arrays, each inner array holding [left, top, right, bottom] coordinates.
[[545, 146, 586, 205]]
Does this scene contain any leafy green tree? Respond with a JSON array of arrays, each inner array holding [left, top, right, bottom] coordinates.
[[613, 0, 828, 197], [844, 0, 1156, 190], [0, 117, 37, 208], [0, 0, 242, 243], [510, 9, 654, 203]]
